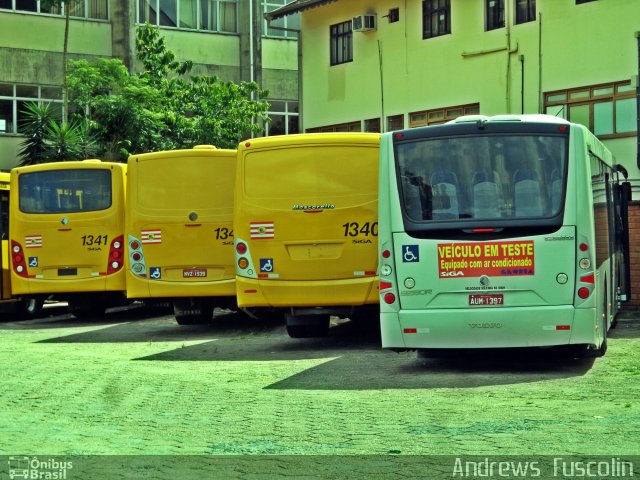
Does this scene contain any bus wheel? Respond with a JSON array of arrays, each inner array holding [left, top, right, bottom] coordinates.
[[17, 297, 44, 319], [173, 299, 213, 325], [285, 314, 330, 338], [68, 301, 106, 320]]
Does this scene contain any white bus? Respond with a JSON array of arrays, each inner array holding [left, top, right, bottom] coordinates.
[[378, 114, 630, 357]]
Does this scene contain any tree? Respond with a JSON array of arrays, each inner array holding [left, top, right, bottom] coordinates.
[[40, 0, 74, 123]]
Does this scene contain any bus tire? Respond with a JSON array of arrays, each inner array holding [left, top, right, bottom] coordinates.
[[173, 299, 213, 325], [285, 314, 330, 338], [17, 297, 44, 319]]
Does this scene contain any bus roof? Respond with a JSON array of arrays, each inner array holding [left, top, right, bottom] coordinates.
[[239, 133, 381, 152], [448, 114, 570, 125]]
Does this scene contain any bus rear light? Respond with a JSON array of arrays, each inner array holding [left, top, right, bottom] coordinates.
[[132, 252, 141, 261], [107, 235, 124, 275], [11, 240, 28, 277], [472, 228, 496, 233], [236, 242, 247, 255], [384, 292, 396, 304], [579, 243, 588, 251], [580, 274, 595, 284], [238, 257, 249, 269], [382, 249, 391, 258], [394, 133, 404, 139], [380, 281, 392, 290], [579, 258, 591, 269], [380, 264, 392, 276], [577, 287, 590, 299], [130, 240, 140, 250]]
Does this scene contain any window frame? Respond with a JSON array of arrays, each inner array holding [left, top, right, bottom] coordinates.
[[486, 0, 504, 31], [263, 0, 299, 39], [514, 0, 536, 25], [136, 0, 238, 33], [0, 83, 63, 136], [0, 0, 109, 20], [409, 103, 480, 128], [264, 99, 299, 136], [330, 20, 353, 66], [422, 0, 451, 40], [544, 81, 636, 140]]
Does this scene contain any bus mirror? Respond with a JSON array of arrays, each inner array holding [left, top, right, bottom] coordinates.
[[615, 164, 629, 179]]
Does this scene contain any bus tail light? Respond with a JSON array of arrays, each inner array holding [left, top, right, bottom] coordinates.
[[575, 236, 594, 302], [11, 240, 28, 278], [107, 235, 124, 275], [128, 234, 147, 278], [384, 292, 396, 304], [380, 281, 393, 290], [577, 287, 590, 299], [236, 242, 247, 255], [238, 257, 249, 270]]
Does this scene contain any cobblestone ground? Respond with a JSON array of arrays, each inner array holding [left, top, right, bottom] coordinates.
[[0, 305, 638, 475]]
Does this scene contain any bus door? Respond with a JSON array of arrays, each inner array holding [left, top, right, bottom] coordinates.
[[0, 178, 10, 300]]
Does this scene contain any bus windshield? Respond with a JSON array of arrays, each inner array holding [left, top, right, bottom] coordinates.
[[19, 169, 112, 214], [396, 134, 567, 222]]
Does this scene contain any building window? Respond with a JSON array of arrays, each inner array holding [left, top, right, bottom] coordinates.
[[364, 118, 381, 133], [263, 0, 299, 38], [422, 0, 450, 39], [387, 114, 404, 131], [330, 20, 352, 66], [0, 0, 108, 19], [138, 0, 237, 32], [486, 0, 504, 31], [409, 103, 480, 128], [307, 121, 360, 133], [544, 81, 636, 139], [387, 8, 399, 23], [515, 0, 535, 24], [0, 83, 63, 135], [265, 100, 299, 136]]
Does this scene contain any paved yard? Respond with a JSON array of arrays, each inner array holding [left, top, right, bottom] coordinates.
[[0, 306, 638, 477]]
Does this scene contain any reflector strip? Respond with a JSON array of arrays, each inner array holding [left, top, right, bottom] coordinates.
[[380, 281, 392, 290], [556, 325, 571, 331], [403, 328, 417, 334], [257, 273, 279, 279], [244, 290, 258, 294], [543, 325, 571, 331], [580, 273, 595, 284], [354, 271, 377, 276]]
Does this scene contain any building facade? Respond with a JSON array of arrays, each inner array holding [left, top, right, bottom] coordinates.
[[271, 0, 640, 305], [0, 0, 300, 169]]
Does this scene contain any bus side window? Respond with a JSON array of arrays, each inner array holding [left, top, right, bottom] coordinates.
[[431, 170, 460, 220], [513, 169, 544, 217]]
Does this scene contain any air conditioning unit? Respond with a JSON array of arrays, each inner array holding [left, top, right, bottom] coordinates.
[[352, 14, 377, 32]]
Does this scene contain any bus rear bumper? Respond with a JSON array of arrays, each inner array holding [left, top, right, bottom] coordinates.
[[236, 276, 379, 308], [381, 306, 597, 349]]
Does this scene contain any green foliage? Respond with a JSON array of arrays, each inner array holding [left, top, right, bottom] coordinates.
[[62, 23, 271, 161], [17, 102, 97, 165]]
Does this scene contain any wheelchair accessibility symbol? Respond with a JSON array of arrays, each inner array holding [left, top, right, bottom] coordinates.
[[402, 245, 419, 263], [259, 258, 273, 273], [149, 267, 161, 279], [28, 257, 38, 267]]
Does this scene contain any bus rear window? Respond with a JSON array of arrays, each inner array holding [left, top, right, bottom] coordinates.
[[19, 169, 112, 214], [396, 135, 567, 222]]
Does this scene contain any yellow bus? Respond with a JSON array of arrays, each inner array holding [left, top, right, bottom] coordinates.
[[0, 172, 43, 318], [10, 160, 127, 318], [234, 133, 381, 337], [126, 145, 237, 325]]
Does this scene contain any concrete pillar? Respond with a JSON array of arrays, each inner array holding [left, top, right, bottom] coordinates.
[[111, 0, 137, 71]]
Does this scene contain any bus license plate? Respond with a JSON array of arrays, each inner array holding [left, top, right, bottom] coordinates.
[[183, 268, 207, 278], [469, 294, 504, 306]]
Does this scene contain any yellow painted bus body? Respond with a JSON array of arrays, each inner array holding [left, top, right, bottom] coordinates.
[[234, 133, 380, 335], [125, 146, 236, 303], [9, 161, 127, 298]]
